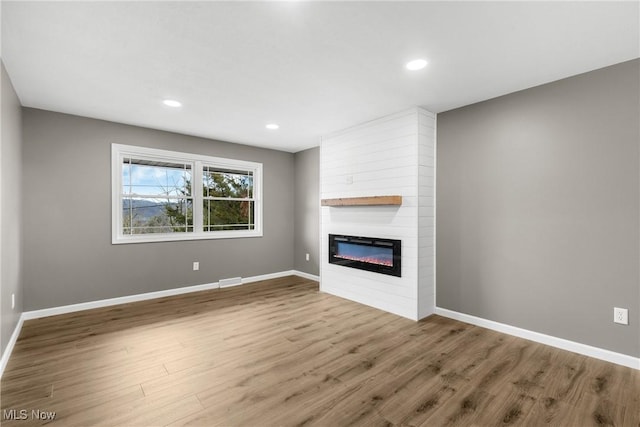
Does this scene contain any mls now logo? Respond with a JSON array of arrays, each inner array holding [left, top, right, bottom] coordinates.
[[3, 409, 56, 421]]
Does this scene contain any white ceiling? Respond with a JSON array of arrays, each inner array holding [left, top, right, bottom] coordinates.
[[2, 1, 638, 153]]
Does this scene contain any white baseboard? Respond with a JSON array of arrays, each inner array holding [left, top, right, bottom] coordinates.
[[242, 270, 298, 284], [2, 270, 318, 378], [4, 277, 635, 378], [22, 281, 220, 320], [435, 307, 640, 371], [0, 315, 24, 378], [21, 270, 314, 321], [291, 270, 320, 281]]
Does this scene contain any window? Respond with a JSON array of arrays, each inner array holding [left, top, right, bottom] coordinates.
[[202, 166, 255, 232], [121, 158, 194, 235], [112, 144, 262, 244]]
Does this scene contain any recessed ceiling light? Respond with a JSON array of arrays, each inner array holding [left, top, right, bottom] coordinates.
[[266, 123, 279, 130], [162, 99, 182, 108], [406, 59, 428, 71]]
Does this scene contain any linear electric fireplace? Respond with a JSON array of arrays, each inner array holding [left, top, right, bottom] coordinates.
[[329, 234, 401, 277]]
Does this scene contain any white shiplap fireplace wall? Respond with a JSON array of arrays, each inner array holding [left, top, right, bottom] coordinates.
[[320, 107, 435, 320]]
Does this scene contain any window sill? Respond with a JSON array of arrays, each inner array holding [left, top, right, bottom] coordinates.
[[112, 230, 263, 244]]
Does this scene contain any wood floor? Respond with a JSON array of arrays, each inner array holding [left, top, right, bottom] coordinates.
[[1, 276, 638, 427]]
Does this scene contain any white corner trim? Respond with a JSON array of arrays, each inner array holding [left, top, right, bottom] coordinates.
[[435, 307, 640, 371], [0, 315, 24, 379], [292, 270, 320, 281]]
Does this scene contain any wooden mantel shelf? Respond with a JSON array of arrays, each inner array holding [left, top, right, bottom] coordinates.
[[321, 195, 402, 207]]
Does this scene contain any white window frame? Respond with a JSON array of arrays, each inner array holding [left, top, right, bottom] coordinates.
[[112, 143, 263, 244]]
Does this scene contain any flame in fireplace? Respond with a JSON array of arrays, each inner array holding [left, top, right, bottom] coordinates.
[[335, 241, 394, 267], [334, 254, 393, 267]]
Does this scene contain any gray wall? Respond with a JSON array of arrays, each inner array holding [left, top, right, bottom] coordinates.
[[1, 61, 23, 354], [22, 108, 295, 310], [437, 59, 639, 357], [293, 147, 319, 276]]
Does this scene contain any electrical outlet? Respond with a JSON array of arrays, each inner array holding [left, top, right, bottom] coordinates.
[[193, 261, 199, 271], [614, 307, 628, 325], [11, 294, 15, 310], [305, 253, 310, 261]]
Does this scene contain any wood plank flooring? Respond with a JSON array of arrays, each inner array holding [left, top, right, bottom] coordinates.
[[1, 276, 638, 426]]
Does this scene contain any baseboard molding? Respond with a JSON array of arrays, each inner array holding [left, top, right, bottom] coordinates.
[[21, 270, 314, 321], [22, 281, 220, 321], [242, 270, 300, 284], [435, 307, 640, 371], [2, 270, 317, 378], [0, 315, 24, 378], [291, 270, 320, 281], [6, 278, 635, 377]]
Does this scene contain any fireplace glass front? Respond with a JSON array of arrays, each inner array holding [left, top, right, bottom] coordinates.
[[329, 234, 401, 277]]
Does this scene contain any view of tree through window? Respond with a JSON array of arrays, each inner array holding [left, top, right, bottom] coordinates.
[[202, 167, 254, 231], [114, 144, 262, 243], [122, 158, 193, 234]]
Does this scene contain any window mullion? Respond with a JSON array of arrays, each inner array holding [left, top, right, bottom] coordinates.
[[193, 160, 203, 233]]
